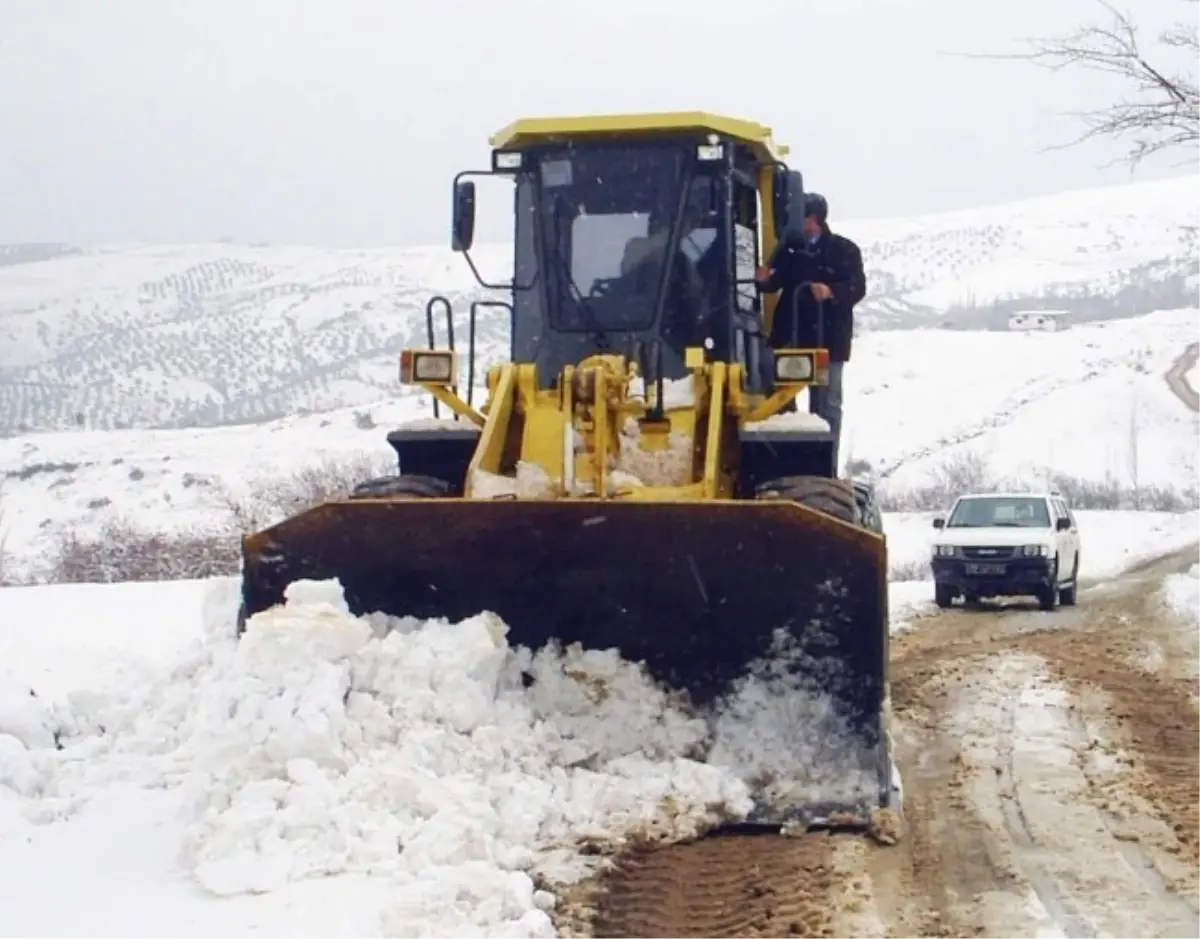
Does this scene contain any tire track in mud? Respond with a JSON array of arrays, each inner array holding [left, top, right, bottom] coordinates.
[[1065, 703, 1196, 922], [885, 545, 1200, 938], [871, 652, 1055, 939], [589, 833, 882, 938]]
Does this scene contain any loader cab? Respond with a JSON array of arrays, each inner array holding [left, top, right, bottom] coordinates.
[[451, 119, 797, 392]]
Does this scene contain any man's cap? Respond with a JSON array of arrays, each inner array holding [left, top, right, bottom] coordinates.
[[803, 192, 829, 223]]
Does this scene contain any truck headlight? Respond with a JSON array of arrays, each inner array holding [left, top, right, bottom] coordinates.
[[399, 349, 457, 385], [1021, 544, 1050, 557], [933, 545, 957, 558]]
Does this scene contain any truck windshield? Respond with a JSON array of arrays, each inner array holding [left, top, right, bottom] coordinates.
[[536, 145, 687, 333], [947, 496, 1051, 528]]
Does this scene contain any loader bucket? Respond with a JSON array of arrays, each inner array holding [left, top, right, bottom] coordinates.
[[240, 498, 892, 829]]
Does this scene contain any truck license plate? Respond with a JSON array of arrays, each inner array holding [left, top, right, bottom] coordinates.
[[965, 562, 1006, 575]]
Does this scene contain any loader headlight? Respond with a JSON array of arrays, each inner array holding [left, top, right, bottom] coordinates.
[[773, 348, 831, 385], [1021, 544, 1050, 557], [933, 545, 957, 558], [774, 352, 814, 382], [491, 149, 524, 172], [399, 349, 457, 385]]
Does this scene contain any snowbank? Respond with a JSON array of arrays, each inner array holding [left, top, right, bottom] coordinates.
[[1161, 563, 1199, 626], [0, 577, 880, 937]]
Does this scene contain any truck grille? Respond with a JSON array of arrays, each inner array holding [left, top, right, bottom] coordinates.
[[961, 546, 1016, 561]]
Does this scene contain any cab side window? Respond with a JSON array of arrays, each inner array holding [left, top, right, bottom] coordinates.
[[732, 180, 759, 317]]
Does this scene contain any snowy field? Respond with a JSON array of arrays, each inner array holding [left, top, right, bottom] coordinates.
[[2, 307, 1196, 571]]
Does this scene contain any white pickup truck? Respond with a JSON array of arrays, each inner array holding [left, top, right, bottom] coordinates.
[[929, 491, 1081, 611]]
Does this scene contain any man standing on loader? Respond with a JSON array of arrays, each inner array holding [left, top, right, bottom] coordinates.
[[755, 193, 866, 472]]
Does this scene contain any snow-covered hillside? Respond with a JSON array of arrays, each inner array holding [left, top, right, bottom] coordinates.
[[0, 241, 514, 436], [0, 175, 1195, 435], [844, 307, 1199, 490], [1, 307, 1195, 571]]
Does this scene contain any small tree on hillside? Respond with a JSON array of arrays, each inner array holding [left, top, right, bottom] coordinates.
[[1022, 0, 1199, 166]]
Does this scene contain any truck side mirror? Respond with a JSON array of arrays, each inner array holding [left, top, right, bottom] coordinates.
[[932, 517, 945, 529], [1055, 516, 1071, 531], [452, 181, 476, 252], [771, 166, 790, 240]]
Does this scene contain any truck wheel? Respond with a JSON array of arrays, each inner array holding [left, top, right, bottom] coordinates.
[[935, 583, 955, 609], [1060, 555, 1079, 607], [755, 475, 860, 525], [1038, 559, 1061, 611], [348, 474, 450, 500]]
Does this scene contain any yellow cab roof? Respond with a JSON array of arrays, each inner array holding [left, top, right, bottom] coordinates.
[[488, 111, 789, 162]]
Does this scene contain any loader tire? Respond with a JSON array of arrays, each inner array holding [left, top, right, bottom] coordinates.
[[851, 478, 885, 534], [348, 473, 450, 500], [755, 475, 864, 526]]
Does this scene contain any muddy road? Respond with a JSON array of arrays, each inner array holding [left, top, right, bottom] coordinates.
[[559, 546, 1200, 938]]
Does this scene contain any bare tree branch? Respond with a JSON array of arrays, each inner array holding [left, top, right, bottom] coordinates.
[[1019, 0, 1199, 166]]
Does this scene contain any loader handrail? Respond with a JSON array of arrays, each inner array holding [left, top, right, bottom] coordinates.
[[468, 300, 516, 408], [424, 295, 455, 419], [423, 295, 515, 416]]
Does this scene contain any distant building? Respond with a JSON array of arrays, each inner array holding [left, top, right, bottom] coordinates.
[[1008, 310, 1068, 332]]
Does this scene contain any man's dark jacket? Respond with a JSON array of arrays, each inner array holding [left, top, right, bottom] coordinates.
[[759, 228, 866, 362]]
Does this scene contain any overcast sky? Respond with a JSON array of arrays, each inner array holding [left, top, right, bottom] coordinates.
[[0, 0, 1195, 247]]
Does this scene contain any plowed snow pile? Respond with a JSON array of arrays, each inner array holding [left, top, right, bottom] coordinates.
[[0, 579, 873, 937]]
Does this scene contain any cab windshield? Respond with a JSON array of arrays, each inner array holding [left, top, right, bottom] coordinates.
[[536, 145, 701, 333], [947, 496, 1050, 528]]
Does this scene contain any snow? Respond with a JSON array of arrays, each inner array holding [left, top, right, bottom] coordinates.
[[845, 175, 1199, 314], [1161, 563, 1199, 626], [614, 419, 693, 488], [628, 375, 695, 409], [744, 410, 830, 432], [395, 417, 474, 431], [0, 578, 213, 702], [848, 308, 1198, 489], [0, 575, 883, 937], [469, 462, 556, 499], [888, 582, 938, 633]]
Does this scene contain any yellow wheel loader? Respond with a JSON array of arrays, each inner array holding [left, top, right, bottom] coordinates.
[[238, 112, 897, 834]]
